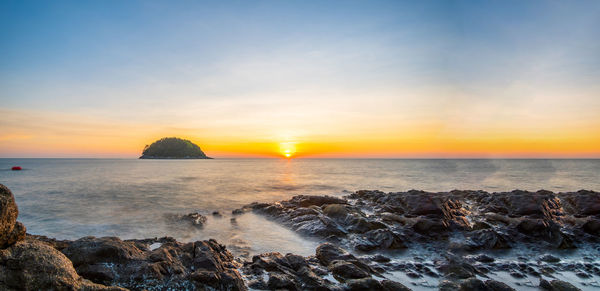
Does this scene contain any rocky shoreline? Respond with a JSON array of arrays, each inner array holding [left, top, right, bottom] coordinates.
[[2, 183, 599, 290]]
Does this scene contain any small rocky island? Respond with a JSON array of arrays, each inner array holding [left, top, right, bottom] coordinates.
[[139, 137, 212, 159]]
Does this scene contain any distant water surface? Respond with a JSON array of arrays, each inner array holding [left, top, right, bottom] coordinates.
[[1, 158, 599, 257]]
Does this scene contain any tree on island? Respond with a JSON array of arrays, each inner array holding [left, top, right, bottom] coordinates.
[[139, 137, 212, 159]]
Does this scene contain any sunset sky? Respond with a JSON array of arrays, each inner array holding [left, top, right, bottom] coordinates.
[[1, 1, 599, 158]]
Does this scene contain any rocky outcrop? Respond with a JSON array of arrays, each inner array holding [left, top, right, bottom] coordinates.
[[1, 183, 124, 290], [0, 238, 125, 290], [0, 184, 26, 248], [246, 189, 600, 253], [3, 182, 598, 290], [241, 242, 411, 291], [36, 236, 247, 290]]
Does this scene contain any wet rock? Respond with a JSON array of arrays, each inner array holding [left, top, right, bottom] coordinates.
[[330, 260, 370, 279], [439, 280, 460, 291], [242, 251, 335, 290], [61, 237, 246, 290], [0, 184, 26, 248], [316, 243, 357, 266], [474, 254, 495, 263], [560, 190, 600, 216], [353, 229, 406, 251], [459, 278, 487, 290], [288, 195, 347, 207], [411, 217, 447, 235], [540, 279, 582, 291], [509, 271, 525, 278], [468, 229, 511, 249], [484, 280, 515, 291], [575, 272, 590, 278], [0, 238, 124, 290], [323, 204, 351, 218], [380, 280, 412, 291], [267, 273, 298, 290], [437, 256, 477, 279], [540, 254, 560, 263], [582, 218, 600, 236], [182, 212, 208, 226], [345, 277, 383, 290]]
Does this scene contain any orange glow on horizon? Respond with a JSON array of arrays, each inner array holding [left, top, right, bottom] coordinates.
[[1, 109, 599, 158]]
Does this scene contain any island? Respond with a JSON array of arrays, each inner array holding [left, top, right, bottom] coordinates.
[[139, 137, 212, 159]]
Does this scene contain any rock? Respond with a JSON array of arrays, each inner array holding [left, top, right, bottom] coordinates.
[[62, 236, 145, 266], [439, 280, 460, 291], [329, 260, 370, 279], [468, 229, 511, 250], [459, 278, 487, 291], [437, 257, 477, 279], [267, 273, 298, 290], [540, 254, 560, 263], [316, 243, 356, 266], [182, 212, 208, 226], [0, 238, 124, 290], [212, 211, 222, 217], [412, 217, 447, 235], [353, 229, 405, 251], [322, 204, 350, 218], [232, 208, 244, 215], [381, 280, 412, 291], [484, 280, 515, 291], [60, 237, 246, 290], [288, 195, 347, 207], [0, 184, 26, 248], [345, 278, 383, 290], [582, 218, 600, 236], [474, 254, 495, 263], [560, 190, 600, 216], [540, 279, 582, 291]]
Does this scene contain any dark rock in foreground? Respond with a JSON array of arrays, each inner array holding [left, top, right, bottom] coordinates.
[[36, 235, 247, 290], [0, 238, 125, 290], [0, 184, 26, 248]]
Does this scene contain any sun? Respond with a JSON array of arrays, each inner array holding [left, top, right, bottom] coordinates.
[[279, 142, 296, 158]]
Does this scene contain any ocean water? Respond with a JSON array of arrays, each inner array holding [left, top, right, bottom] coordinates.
[[1, 158, 599, 258]]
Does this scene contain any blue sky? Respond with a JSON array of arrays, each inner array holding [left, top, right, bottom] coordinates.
[[1, 0, 599, 157]]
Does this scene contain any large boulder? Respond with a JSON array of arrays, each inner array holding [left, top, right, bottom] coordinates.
[[0, 184, 26, 248], [0, 238, 124, 290]]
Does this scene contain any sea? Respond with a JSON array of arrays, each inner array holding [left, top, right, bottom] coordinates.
[[1, 158, 599, 258]]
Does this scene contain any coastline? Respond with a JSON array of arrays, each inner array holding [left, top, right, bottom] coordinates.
[[2, 184, 598, 290]]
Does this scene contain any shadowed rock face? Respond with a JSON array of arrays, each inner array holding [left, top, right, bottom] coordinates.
[[0, 238, 125, 291], [0, 184, 26, 249], [39, 236, 247, 290]]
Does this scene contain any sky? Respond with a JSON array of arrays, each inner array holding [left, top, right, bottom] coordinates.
[[1, 0, 599, 158]]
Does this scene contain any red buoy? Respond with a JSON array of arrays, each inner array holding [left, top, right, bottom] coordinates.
[[11, 166, 22, 171]]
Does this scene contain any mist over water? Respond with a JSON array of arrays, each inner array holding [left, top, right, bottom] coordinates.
[[1, 158, 599, 257]]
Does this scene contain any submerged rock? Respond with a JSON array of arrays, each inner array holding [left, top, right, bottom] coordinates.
[[179, 212, 208, 227]]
